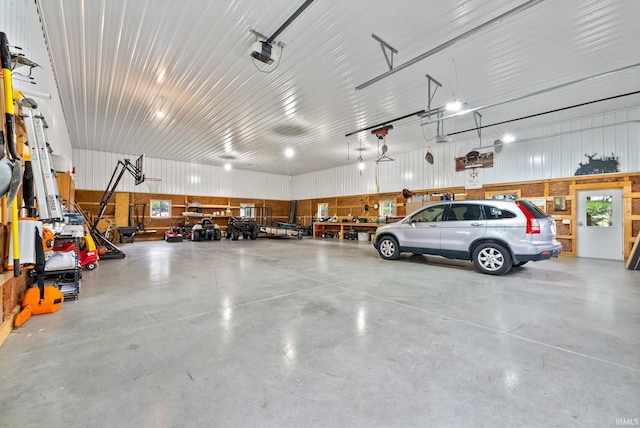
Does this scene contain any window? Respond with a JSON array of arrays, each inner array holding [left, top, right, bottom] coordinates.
[[317, 203, 328, 218], [240, 203, 255, 217], [586, 195, 613, 227], [150, 200, 170, 217], [381, 200, 396, 216], [411, 205, 446, 222], [482, 205, 516, 220], [445, 204, 482, 221]]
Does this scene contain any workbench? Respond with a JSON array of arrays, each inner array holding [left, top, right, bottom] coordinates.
[[313, 222, 380, 240]]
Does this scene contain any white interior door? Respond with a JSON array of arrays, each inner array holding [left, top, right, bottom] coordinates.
[[576, 189, 623, 260]]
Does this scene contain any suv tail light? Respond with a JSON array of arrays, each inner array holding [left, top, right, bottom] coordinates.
[[516, 200, 541, 234]]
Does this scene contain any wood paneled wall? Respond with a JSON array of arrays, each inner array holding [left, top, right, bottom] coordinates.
[[75, 171, 640, 256], [75, 190, 292, 241]]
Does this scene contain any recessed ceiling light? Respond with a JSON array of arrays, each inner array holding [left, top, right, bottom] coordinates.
[[285, 148, 294, 158], [224, 163, 232, 171]]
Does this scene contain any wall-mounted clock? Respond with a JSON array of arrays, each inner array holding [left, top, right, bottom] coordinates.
[[373, 203, 379, 210]]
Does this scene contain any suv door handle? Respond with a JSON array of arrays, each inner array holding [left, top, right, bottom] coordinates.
[[470, 222, 483, 227]]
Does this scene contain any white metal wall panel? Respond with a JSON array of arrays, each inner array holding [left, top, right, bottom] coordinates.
[[1, 0, 73, 161], [72, 149, 291, 200], [292, 107, 640, 199], [74, 107, 639, 201]]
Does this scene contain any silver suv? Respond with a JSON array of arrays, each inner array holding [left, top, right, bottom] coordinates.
[[373, 199, 562, 275]]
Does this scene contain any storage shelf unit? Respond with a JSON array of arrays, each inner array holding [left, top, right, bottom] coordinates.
[[178, 203, 239, 232], [40, 235, 81, 301]]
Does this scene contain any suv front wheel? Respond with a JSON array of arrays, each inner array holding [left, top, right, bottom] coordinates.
[[377, 236, 400, 260], [472, 242, 513, 275]]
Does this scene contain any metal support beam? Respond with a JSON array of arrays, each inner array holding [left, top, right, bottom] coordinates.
[[250, 29, 269, 41], [355, 0, 545, 90], [422, 62, 640, 126], [372, 34, 398, 71], [473, 111, 482, 146], [426, 74, 442, 121], [445, 90, 640, 138], [344, 75, 443, 137], [266, 0, 315, 44]]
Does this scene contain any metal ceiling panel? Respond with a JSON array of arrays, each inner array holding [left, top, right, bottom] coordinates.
[[37, 0, 640, 176]]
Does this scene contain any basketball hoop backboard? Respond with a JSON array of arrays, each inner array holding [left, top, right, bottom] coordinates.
[[135, 153, 145, 185]]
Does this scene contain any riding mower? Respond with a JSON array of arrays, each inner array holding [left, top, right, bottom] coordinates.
[[165, 222, 183, 242], [191, 218, 222, 241]]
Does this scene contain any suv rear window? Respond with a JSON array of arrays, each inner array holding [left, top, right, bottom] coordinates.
[[482, 205, 516, 219], [516, 199, 547, 219]]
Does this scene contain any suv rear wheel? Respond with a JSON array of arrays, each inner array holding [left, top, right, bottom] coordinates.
[[377, 236, 400, 260], [472, 242, 513, 275]]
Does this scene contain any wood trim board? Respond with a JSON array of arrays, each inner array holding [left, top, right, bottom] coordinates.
[[626, 234, 640, 270]]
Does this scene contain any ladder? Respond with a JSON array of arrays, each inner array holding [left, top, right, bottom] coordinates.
[[20, 99, 65, 222]]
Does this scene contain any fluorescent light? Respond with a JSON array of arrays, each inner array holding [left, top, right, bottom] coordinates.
[[445, 100, 462, 112], [285, 148, 294, 158]]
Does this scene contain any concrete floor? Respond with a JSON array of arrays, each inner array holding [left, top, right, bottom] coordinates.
[[0, 237, 638, 427]]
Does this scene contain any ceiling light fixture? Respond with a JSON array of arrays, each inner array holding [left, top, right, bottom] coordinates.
[[155, 96, 166, 119], [502, 133, 516, 143], [445, 100, 462, 112], [224, 163, 232, 171], [285, 148, 294, 158]]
